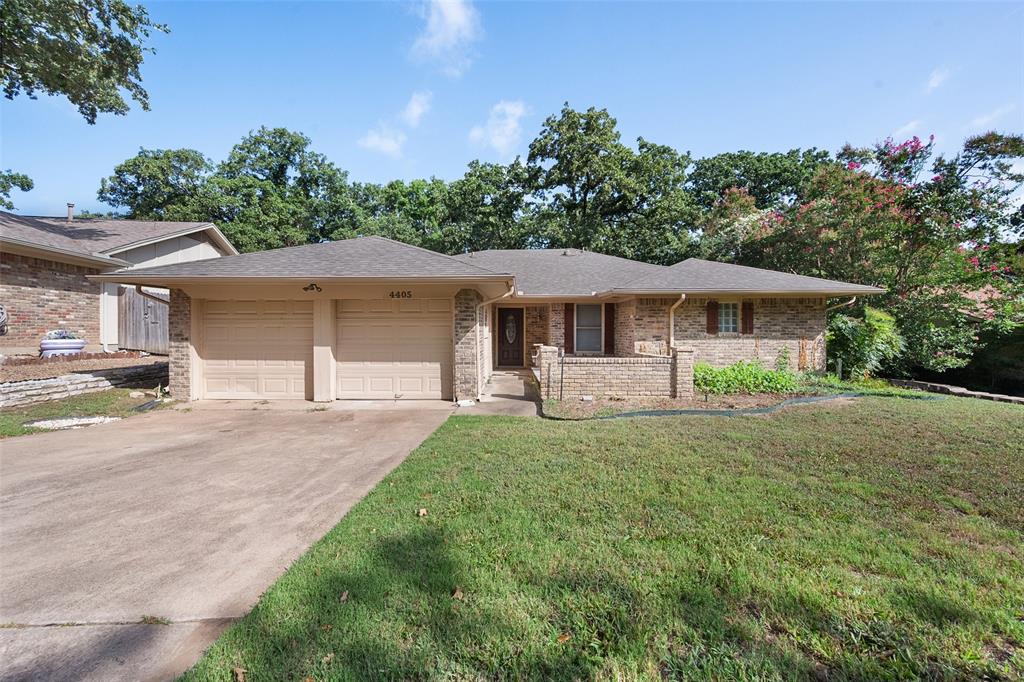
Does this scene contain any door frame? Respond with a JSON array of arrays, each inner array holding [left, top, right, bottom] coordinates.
[[494, 305, 527, 368]]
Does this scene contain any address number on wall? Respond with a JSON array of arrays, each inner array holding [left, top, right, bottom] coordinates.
[[388, 290, 413, 299]]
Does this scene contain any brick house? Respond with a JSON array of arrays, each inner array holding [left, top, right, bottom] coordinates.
[[0, 210, 236, 354], [95, 237, 881, 403]]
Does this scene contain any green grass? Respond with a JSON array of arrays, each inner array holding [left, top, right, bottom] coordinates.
[[183, 397, 1023, 681], [0, 389, 160, 438]]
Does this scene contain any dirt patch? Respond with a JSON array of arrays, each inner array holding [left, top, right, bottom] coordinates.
[[0, 356, 165, 383], [545, 393, 823, 419]]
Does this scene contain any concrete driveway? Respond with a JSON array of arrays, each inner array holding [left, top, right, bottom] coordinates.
[[0, 402, 452, 681]]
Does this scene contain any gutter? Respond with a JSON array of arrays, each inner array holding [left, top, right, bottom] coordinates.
[[1, 237, 128, 268], [134, 285, 170, 306]]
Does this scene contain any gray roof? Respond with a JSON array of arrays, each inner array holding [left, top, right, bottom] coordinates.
[[0, 211, 228, 258], [454, 249, 664, 296], [96, 236, 510, 280], [613, 258, 884, 295]]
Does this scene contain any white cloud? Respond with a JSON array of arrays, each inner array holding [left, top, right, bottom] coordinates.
[[967, 103, 1016, 130], [894, 120, 920, 137], [358, 125, 407, 157], [469, 100, 527, 157], [925, 67, 950, 92], [400, 91, 433, 128], [411, 0, 482, 77]]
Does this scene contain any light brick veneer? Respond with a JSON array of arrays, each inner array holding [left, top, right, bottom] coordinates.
[[671, 297, 826, 371], [454, 289, 481, 400], [525, 305, 548, 365], [547, 302, 565, 352], [534, 344, 694, 400], [0, 252, 101, 348], [168, 289, 192, 399]]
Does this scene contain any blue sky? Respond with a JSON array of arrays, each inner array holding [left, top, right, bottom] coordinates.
[[3, 1, 1022, 216]]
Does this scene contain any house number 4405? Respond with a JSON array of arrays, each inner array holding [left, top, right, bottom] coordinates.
[[388, 290, 413, 299]]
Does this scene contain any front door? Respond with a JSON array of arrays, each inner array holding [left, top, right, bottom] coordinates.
[[497, 308, 524, 367]]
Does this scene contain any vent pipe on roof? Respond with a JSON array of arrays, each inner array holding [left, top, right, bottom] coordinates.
[[66, 203, 74, 222]]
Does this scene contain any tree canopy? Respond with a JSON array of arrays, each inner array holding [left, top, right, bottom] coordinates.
[[1, 0, 167, 124]]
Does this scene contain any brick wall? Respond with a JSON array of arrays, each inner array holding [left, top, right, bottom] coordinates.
[[670, 296, 826, 371], [534, 345, 693, 400], [168, 289, 192, 399], [613, 300, 636, 357], [0, 252, 101, 348], [634, 297, 676, 356], [525, 305, 548, 365], [454, 289, 481, 400], [547, 302, 565, 352]]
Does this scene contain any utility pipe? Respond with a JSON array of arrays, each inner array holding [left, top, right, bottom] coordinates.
[[668, 293, 687, 353], [825, 296, 858, 312]]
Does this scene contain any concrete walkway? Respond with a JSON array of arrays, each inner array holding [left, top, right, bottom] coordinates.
[[461, 370, 540, 417], [0, 403, 451, 681]]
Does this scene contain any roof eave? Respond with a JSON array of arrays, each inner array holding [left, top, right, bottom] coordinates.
[[600, 287, 885, 296], [101, 223, 240, 257], [1, 237, 128, 269]]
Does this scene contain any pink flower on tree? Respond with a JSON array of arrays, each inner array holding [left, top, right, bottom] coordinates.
[[846, 161, 861, 170]]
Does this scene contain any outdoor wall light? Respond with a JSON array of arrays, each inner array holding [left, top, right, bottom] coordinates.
[[303, 283, 322, 292]]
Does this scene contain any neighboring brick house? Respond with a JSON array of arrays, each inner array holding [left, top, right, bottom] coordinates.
[[96, 237, 881, 404], [0, 210, 236, 354]]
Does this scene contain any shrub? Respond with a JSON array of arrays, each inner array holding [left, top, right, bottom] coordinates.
[[693, 361, 798, 394], [827, 307, 905, 379]]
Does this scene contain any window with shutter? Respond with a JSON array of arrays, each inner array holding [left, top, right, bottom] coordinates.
[[741, 301, 754, 335], [706, 300, 719, 334]]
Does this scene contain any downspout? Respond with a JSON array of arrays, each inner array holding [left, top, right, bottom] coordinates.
[[668, 293, 686, 353], [134, 285, 170, 306], [825, 296, 857, 312], [474, 282, 515, 396]]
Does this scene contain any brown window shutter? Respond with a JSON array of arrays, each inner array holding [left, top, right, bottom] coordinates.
[[706, 300, 719, 334], [604, 302, 615, 356], [564, 302, 574, 353], [741, 301, 754, 335]]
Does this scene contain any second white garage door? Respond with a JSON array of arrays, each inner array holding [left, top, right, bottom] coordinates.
[[336, 299, 453, 400]]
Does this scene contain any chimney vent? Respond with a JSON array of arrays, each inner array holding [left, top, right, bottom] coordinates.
[[66, 203, 75, 222]]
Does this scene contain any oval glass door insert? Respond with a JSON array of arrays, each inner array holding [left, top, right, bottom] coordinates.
[[505, 314, 517, 344]]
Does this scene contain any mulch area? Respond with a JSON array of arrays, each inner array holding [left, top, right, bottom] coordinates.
[[0, 356, 166, 383], [546, 392, 819, 419]]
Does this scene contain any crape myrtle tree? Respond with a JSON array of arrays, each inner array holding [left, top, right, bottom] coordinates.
[[745, 133, 1024, 374]]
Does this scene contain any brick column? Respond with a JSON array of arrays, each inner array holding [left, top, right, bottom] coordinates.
[[673, 347, 695, 398], [534, 345, 560, 399], [168, 289, 192, 400], [453, 289, 481, 401]]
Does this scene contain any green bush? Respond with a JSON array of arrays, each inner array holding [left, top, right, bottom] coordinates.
[[827, 307, 905, 379], [693, 361, 798, 394]]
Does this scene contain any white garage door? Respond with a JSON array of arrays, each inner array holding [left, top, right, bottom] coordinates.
[[336, 298, 452, 400], [203, 300, 313, 399]]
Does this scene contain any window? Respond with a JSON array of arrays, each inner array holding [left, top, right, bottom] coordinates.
[[575, 304, 603, 353], [719, 302, 738, 333]]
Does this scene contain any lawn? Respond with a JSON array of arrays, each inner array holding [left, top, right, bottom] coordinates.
[[0, 389, 160, 438], [183, 397, 1023, 681]]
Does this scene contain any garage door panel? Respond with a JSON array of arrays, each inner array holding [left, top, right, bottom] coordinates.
[[336, 299, 452, 400], [203, 300, 312, 400]]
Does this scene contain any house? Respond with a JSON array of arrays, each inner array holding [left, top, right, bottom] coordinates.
[[0, 209, 237, 354], [92, 236, 882, 402]]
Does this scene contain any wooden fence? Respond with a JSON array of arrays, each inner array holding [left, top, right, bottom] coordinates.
[[118, 287, 169, 354]]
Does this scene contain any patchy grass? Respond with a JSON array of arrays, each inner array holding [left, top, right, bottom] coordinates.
[[0, 389, 161, 439], [183, 397, 1023, 681]]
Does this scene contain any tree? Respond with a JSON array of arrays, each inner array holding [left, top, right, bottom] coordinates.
[[687, 148, 831, 210], [438, 160, 534, 254], [98, 149, 212, 218], [527, 104, 695, 263], [0, 170, 33, 210], [1, 0, 168, 124], [746, 133, 1024, 374]]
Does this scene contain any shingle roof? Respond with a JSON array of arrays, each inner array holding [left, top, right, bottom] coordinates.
[[96, 236, 510, 280], [612, 258, 884, 295], [0, 211, 223, 257], [454, 249, 664, 296]]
